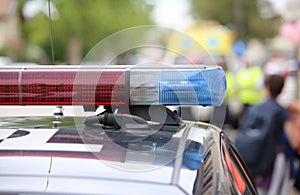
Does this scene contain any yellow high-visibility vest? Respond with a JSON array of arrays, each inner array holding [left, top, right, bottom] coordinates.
[[236, 66, 263, 104]]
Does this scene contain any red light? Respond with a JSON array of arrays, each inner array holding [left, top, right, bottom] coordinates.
[[0, 69, 127, 105], [0, 70, 19, 105]]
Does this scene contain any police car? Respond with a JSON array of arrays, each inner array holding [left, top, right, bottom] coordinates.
[[0, 65, 257, 194]]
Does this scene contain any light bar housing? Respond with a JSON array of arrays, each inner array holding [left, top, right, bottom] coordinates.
[[0, 65, 226, 106]]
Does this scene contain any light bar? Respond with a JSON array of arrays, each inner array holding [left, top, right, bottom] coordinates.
[[0, 65, 226, 106]]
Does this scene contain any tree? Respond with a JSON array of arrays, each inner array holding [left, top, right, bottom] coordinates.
[[21, 0, 153, 64], [189, 0, 281, 40]]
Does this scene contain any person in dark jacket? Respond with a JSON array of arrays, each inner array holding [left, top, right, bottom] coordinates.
[[241, 74, 290, 194]]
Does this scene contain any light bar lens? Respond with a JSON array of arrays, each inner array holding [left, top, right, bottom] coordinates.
[[0, 66, 226, 106], [130, 67, 226, 106], [160, 70, 211, 105], [130, 70, 159, 104], [0, 69, 127, 105]]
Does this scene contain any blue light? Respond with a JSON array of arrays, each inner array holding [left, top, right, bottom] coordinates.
[[183, 146, 204, 170], [129, 66, 226, 106], [154, 140, 204, 170], [159, 67, 226, 106]]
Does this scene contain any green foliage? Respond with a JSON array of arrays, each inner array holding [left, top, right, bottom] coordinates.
[[190, 0, 234, 25], [189, 0, 280, 40], [21, 0, 153, 63]]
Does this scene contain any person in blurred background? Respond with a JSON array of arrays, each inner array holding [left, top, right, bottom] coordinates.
[[236, 58, 264, 123], [261, 74, 290, 195], [238, 74, 290, 194]]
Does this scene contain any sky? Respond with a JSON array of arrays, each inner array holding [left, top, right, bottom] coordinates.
[[23, 0, 59, 19], [151, 0, 194, 29]]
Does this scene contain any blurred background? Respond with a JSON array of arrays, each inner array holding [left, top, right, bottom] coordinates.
[[0, 0, 300, 127], [0, 0, 298, 65]]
